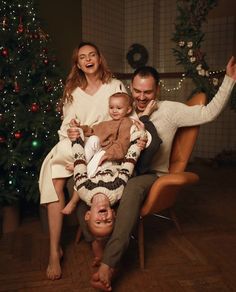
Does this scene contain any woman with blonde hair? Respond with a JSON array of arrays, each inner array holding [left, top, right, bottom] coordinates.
[[39, 42, 126, 280]]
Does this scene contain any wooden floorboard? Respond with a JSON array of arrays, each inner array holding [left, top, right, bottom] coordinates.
[[0, 162, 236, 291]]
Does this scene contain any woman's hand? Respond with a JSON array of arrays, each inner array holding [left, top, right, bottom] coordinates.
[[226, 56, 236, 80], [67, 119, 80, 141]]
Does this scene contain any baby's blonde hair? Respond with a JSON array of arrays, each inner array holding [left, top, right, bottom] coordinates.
[[109, 92, 134, 107]]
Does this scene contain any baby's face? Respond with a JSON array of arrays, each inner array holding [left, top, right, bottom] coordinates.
[[109, 96, 132, 121]]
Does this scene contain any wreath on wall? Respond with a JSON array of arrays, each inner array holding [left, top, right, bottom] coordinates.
[[126, 43, 149, 69], [172, 0, 236, 110]]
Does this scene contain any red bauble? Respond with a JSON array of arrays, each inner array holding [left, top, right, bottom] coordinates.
[[14, 131, 22, 139], [14, 81, 20, 93], [30, 102, 40, 112], [17, 24, 24, 33], [0, 135, 6, 143], [1, 48, 8, 57], [43, 59, 49, 65]]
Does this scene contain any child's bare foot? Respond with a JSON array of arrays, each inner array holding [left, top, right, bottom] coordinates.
[[65, 163, 74, 171], [61, 201, 77, 215], [92, 256, 101, 267], [46, 248, 63, 280], [97, 263, 114, 290], [91, 271, 112, 291]]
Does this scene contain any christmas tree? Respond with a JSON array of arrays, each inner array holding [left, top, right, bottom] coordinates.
[[0, 0, 64, 205]]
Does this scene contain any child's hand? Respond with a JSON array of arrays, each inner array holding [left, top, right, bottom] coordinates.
[[142, 100, 158, 116], [133, 119, 145, 131]]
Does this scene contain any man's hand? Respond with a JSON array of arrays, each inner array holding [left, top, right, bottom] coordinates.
[[141, 100, 158, 116], [226, 56, 236, 80]]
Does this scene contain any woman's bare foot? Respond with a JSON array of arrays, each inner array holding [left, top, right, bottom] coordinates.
[[61, 200, 77, 215], [46, 248, 63, 280]]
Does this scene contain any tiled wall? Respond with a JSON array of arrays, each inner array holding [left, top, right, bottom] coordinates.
[[82, 0, 236, 160], [82, 0, 124, 72]]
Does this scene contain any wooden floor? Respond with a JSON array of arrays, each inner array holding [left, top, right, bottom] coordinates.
[[0, 162, 236, 292]]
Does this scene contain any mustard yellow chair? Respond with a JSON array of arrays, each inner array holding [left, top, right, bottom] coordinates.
[[138, 92, 207, 269]]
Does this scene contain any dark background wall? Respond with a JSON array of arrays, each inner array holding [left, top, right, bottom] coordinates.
[[38, 0, 82, 72], [37, 0, 235, 73]]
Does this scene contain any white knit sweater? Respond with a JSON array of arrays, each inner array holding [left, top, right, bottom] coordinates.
[[148, 75, 235, 176]]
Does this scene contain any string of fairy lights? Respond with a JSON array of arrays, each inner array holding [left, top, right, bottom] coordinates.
[[158, 68, 226, 92]]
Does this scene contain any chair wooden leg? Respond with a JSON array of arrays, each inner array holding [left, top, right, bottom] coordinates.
[[138, 217, 145, 269], [169, 208, 182, 234], [75, 225, 82, 244]]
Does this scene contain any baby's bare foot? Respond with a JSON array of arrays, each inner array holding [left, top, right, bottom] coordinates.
[[92, 256, 101, 267], [98, 263, 114, 289], [91, 271, 112, 291]]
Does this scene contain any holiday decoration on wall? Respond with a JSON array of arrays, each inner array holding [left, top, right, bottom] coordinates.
[[172, 0, 236, 110], [126, 44, 149, 69], [0, 0, 64, 205]]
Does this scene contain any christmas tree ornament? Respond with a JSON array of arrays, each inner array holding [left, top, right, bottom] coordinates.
[[14, 131, 23, 139], [1, 48, 8, 57], [0, 113, 3, 121], [0, 135, 6, 143], [30, 102, 40, 112], [43, 58, 49, 65], [31, 139, 40, 148], [14, 81, 20, 93], [17, 16, 24, 33]]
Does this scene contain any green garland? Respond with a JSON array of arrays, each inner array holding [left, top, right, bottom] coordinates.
[[172, 0, 236, 110]]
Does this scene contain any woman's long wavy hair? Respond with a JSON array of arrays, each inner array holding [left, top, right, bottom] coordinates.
[[57, 42, 113, 112]]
